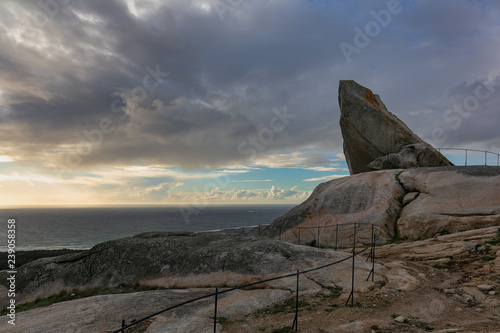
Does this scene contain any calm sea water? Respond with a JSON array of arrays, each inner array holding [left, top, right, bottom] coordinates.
[[0, 205, 293, 251]]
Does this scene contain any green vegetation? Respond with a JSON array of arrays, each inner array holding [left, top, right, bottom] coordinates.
[[386, 235, 408, 245], [406, 320, 433, 331], [0, 282, 165, 315], [254, 297, 310, 317], [271, 327, 294, 333], [486, 233, 500, 246], [432, 263, 450, 269], [0, 249, 85, 269], [306, 239, 317, 247]]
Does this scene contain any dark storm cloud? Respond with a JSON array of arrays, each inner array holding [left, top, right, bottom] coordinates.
[[1, 0, 500, 171]]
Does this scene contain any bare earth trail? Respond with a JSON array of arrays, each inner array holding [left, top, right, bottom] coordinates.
[[222, 227, 500, 333]]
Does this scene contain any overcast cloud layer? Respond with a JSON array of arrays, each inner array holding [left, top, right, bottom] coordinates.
[[1, 0, 500, 205]]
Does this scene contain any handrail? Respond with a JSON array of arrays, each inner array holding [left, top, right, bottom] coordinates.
[[111, 222, 381, 333], [437, 147, 500, 166]]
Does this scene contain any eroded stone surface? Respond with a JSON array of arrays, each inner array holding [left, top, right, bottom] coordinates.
[[397, 166, 500, 240]]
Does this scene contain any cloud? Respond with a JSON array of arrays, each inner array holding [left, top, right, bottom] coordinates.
[[1, 0, 500, 205], [304, 175, 348, 182]]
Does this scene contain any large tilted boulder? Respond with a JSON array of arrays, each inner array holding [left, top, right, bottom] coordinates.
[[338, 80, 451, 174]]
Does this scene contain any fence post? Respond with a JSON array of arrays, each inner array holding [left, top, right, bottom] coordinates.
[[292, 269, 299, 331], [121, 319, 125, 333], [214, 287, 218, 333], [366, 224, 375, 282], [485, 151, 488, 165], [335, 224, 338, 250], [345, 223, 356, 307], [465, 149, 468, 166]]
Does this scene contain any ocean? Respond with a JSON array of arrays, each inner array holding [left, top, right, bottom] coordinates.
[[0, 205, 293, 251]]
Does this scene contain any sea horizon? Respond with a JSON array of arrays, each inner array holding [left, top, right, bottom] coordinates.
[[0, 204, 294, 252]]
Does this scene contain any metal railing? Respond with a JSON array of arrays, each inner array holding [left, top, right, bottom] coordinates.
[[437, 148, 500, 166], [112, 222, 381, 333]]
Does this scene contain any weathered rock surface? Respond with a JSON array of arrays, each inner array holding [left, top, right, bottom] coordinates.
[[0, 234, 382, 333], [338, 80, 451, 174], [4, 226, 499, 332], [263, 170, 405, 243], [368, 143, 448, 171], [0, 232, 375, 307], [267, 166, 500, 244], [397, 166, 500, 240]]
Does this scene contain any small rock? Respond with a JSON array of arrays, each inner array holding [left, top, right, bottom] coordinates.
[[463, 294, 475, 303], [477, 285, 494, 292], [402, 192, 419, 206], [489, 291, 496, 295], [394, 315, 405, 323], [463, 243, 479, 253], [476, 308, 483, 313], [444, 288, 456, 294]]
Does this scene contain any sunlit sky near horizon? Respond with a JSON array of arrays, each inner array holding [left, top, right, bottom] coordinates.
[[1, 0, 500, 206]]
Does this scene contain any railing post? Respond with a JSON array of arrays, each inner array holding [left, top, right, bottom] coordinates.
[[346, 223, 356, 307], [292, 269, 299, 331], [335, 224, 338, 250], [214, 287, 218, 333], [465, 149, 468, 166], [485, 151, 488, 165], [121, 319, 125, 333], [367, 224, 375, 282]]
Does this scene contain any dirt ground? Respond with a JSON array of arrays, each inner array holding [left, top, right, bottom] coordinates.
[[220, 231, 500, 333]]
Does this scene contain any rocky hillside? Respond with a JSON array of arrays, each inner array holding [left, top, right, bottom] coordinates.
[[0, 226, 499, 332]]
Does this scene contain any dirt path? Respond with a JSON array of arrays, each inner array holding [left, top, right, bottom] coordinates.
[[221, 228, 500, 333]]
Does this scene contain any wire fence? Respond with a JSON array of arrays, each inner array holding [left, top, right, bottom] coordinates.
[[112, 222, 381, 333], [438, 147, 500, 166]]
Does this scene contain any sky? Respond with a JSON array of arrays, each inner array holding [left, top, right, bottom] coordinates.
[[0, 0, 499, 206]]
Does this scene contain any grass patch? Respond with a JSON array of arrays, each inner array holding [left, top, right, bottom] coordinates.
[[306, 239, 317, 247], [395, 171, 404, 184], [433, 263, 450, 269], [486, 233, 500, 246], [386, 235, 408, 245], [272, 327, 294, 333], [254, 297, 310, 316], [0, 282, 165, 315], [406, 320, 433, 331], [0, 249, 85, 269], [481, 255, 496, 262]]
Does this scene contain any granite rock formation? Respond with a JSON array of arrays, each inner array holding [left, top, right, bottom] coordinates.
[[266, 166, 500, 243], [338, 80, 451, 174]]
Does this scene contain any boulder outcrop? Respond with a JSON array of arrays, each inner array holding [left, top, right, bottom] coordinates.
[[266, 166, 500, 243], [338, 80, 451, 174], [263, 170, 405, 243], [397, 166, 500, 240], [0, 232, 362, 306]]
